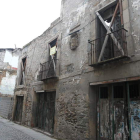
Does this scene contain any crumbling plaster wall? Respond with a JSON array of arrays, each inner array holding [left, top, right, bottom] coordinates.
[[14, 19, 62, 126], [60, 0, 140, 83], [56, 75, 90, 140], [57, 0, 140, 139], [13, 0, 140, 140]]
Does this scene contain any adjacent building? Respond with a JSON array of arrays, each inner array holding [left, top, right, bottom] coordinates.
[[12, 0, 140, 140], [0, 48, 21, 119]]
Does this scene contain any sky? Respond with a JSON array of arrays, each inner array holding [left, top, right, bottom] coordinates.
[[0, 0, 62, 48]]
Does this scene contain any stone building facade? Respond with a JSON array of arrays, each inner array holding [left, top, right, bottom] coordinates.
[[13, 0, 140, 140], [0, 48, 20, 119], [0, 48, 21, 95]]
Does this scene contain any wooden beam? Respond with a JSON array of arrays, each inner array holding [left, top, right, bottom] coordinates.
[[110, 2, 119, 27], [119, 0, 124, 26], [90, 76, 140, 86]]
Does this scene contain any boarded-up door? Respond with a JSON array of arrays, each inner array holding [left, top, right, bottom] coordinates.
[[97, 82, 140, 140], [36, 92, 56, 134], [97, 85, 127, 140], [14, 96, 23, 122]]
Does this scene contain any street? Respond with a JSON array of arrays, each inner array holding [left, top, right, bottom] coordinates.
[[0, 117, 56, 140]]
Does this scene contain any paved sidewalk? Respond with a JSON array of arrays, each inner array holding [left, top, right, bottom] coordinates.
[[0, 117, 56, 140]]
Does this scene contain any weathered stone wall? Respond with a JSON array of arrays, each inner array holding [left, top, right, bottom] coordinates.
[[0, 96, 14, 119], [13, 0, 140, 140], [60, 0, 140, 84], [14, 18, 62, 127], [56, 75, 89, 140]]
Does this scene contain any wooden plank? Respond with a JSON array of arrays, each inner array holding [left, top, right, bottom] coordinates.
[[119, 0, 124, 25], [90, 76, 140, 86], [98, 35, 109, 62]]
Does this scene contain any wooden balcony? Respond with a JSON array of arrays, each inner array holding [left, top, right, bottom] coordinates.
[[37, 59, 58, 81]]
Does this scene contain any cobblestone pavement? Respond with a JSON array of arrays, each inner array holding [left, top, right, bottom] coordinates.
[[0, 117, 56, 140], [0, 121, 35, 140]]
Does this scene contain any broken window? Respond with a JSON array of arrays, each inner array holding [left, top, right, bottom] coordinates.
[[89, 0, 128, 66], [49, 38, 57, 60], [38, 38, 58, 81], [19, 57, 27, 85]]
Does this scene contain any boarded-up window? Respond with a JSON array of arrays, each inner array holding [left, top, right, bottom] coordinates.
[[88, 0, 128, 66], [19, 57, 27, 85]]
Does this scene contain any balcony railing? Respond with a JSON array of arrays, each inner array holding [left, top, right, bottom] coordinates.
[[37, 59, 58, 81], [88, 28, 129, 66]]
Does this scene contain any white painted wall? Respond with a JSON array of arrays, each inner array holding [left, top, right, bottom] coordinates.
[[4, 50, 18, 68], [0, 72, 16, 95], [0, 49, 20, 95]]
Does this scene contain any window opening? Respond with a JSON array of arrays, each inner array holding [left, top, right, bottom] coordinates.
[[100, 87, 108, 99], [88, 0, 128, 65], [114, 85, 124, 98], [20, 57, 27, 85], [129, 84, 139, 99], [49, 38, 57, 60], [37, 39, 58, 81]]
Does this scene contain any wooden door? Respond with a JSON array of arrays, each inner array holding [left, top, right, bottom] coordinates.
[[36, 92, 56, 134], [14, 96, 23, 122]]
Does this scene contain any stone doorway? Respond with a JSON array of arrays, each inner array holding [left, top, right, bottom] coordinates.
[[36, 92, 56, 134], [14, 96, 24, 123]]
